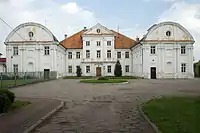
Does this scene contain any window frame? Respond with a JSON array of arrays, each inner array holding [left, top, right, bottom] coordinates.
[[125, 65, 129, 73], [107, 41, 111, 46], [125, 52, 129, 58], [117, 52, 121, 59], [107, 65, 111, 73], [68, 66, 72, 73], [97, 41, 101, 46], [107, 50, 111, 58], [86, 50, 90, 58], [76, 52, 80, 59], [86, 41, 90, 46], [44, 46, 50, 55], [181, 46, 186, 54], [150, 46, 156, 54], [97, 50, 101, 58], [13, 64, 18, 74], [68, 52, 72, 59], [13, 46, 19, 56], [86, 66, 90, 73], [181, 63, 186, 73]]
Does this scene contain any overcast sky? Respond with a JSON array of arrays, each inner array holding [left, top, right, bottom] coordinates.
[[0, 0, 200, 60]]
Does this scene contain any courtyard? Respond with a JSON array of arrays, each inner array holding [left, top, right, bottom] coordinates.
[[10, 78, 200, 133]]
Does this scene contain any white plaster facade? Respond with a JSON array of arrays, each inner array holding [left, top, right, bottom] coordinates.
[[131, 22, 195, 79]]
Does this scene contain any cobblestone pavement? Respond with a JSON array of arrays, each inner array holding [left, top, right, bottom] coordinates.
[[11, 79, 200, 133]]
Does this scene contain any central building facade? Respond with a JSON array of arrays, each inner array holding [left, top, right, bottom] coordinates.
[[60, 23, 136, 77]]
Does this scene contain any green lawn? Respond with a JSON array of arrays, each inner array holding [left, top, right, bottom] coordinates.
[[80, 79, 128, 83], [63, 76, 94, 79], [142, 96, 200, 133], [106, 76, 143, 79], [0, 79, 39, 88], [10, 100, 30, 111]]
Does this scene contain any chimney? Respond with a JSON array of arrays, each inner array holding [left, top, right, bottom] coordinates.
[[64, 34, 67, 39], [136, 36, 140, 42], [83, 27, 87, 31]]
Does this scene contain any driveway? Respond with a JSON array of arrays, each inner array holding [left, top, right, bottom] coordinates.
[[11, 79, 200, 133]]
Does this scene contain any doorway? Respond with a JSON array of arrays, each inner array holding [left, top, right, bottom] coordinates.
[[150, 67, 156, 79], [96, 67, 101, 77], [44, 69, 50, 79]]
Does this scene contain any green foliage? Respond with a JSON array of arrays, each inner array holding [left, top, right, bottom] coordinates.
[[114, 60, 122, 77], [0, 89, 15, 103], [76, 66, 82, 77], [63, 76, 93, 79], [80, 79, 127, 83], [143, 96, 200, 133], [0, 93, 11, 113]]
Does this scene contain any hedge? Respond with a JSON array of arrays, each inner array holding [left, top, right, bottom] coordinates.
[[0, 89, 15, 113]]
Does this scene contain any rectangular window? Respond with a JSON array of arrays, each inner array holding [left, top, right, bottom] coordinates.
[[107, 50, 111, 58], [76, 52, 80, 59], [117, 52, 121, 58], [97, 41, 101, 46], [181, 63, 186, 73], [107, 41, 111, 46], [125, 65, 129, 72], [68, 52, 72, 59], [107, 65, 111, 73], [86, 66, 90, 73], [86, 41, 90, 46], [97, 50, 101, 58], [68, 66, 72, 73], [150, 46, 156, 54], [125, 52, 129, 58], [13, 64, 18, 74], [181, 46, 186, 54], [86, 50, 90, 58], [44, 46, 50, 55], [13, 47, 18, 55]]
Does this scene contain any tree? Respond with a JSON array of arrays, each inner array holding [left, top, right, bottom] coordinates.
[[114, 60, 122, 77], [76, 66, 82, 77]]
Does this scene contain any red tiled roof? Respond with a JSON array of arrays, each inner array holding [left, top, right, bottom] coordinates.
[[60, 30, 137, 49]]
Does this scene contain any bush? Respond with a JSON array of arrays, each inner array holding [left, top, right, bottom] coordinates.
[[97, 77, 108, 80], [0, 93, 11, 113], [1, 75, 12, 80], [114, 60, 122, 77], [0, 89, 15, 103]]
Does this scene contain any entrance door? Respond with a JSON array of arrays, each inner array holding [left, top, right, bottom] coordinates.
[[151, 67, 156, 79], [96, 67, 101, 77], [44, 69, 50, 79]]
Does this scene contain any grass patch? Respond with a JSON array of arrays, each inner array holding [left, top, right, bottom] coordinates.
[[63, 76, 93, 79], [142, 96, 200, 133], [106, 76, 143, 79], [80, 79, 128, 83], [10, 100, 30, 111], [0, 79, 39, 88]]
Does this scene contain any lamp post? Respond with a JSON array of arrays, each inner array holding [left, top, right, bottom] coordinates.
[[11, 56, 13, 72]]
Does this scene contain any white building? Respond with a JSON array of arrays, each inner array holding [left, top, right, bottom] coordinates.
[[4, 21, 195, 79], [5, 22, 65, 78], [131, 22, 195, 79]]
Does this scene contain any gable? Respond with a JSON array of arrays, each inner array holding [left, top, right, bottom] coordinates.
[[144, 22, 194, 43], [83, 23, 114, 35]]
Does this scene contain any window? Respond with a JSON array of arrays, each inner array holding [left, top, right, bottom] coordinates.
[[44, 46, 50, 55], [107, 50, 111, 58], [107, 41, 111, 46], [117, 52, 121, 58], [97, 50, 101, 58], [166, 31, 171, 36], [13, 64, 18, 74], [107, 65, 111, 73], [97, 29, 100, 33], [181, 63, 186, 73], [86, 66, 90, 73], [125, 52, 129, 58], [76, 52, 80, 59], [68, 66, 72, 73], [68, 52, 72, 59], [125, 65, 129, 72], [86, 50, 90, 58], [150, 46, 156, 54], [13, 47, 18, 55], [86, 41, 90, 46], [97, 41, 101, 46], [181, 46, 186, 54]]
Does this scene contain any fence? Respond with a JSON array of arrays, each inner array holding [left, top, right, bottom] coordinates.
[[0, 71, 57, 89]]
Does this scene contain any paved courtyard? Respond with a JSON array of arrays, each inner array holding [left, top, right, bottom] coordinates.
[[11, 79, 200, 133]]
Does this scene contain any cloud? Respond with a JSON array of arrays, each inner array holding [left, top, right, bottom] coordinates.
[[0, 0, 98, 56], [157, 1, 200, 61]]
